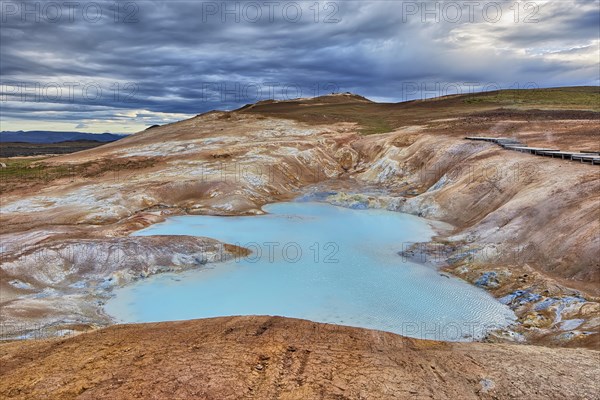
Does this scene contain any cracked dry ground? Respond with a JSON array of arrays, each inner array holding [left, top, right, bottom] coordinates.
[[0, 316, 598, 399]]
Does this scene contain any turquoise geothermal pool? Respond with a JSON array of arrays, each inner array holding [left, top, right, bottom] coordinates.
[[104, 202, 515, 341]]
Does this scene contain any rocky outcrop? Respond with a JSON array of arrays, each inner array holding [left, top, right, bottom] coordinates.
[[0, 236, 244, 339], [333, 146, 359, 171]]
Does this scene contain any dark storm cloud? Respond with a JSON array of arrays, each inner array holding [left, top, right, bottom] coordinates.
[[1, 0, 598, 131]]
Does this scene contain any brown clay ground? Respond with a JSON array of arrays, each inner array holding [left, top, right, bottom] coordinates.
[[1, 316, 599, 400]]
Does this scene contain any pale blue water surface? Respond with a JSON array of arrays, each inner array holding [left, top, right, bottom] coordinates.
[[104, 202, 515, 341]]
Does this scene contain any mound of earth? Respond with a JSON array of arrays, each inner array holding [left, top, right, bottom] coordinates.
[[1, 316, 598, 399]]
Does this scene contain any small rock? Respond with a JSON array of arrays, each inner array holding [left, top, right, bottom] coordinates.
[[479, 378, 495, 393], [475, 272, 499, 288]]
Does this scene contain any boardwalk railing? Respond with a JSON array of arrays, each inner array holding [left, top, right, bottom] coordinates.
[[465, 137, 600, 165]]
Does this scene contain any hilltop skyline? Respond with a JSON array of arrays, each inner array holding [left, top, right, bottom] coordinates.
[[1, 1, 599, 132]]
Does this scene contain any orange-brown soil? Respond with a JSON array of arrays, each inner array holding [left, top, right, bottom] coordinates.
[[1, 316, 598, 399]]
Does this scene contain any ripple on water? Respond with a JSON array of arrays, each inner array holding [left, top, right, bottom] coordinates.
[[105, 202, 516, 341]]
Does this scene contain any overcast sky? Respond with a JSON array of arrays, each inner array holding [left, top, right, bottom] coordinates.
[[1, 0, 598, 133]]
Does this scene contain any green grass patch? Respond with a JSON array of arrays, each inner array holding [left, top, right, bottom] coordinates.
[[463, 87, 600, 111], [0, 157, 72, 181]]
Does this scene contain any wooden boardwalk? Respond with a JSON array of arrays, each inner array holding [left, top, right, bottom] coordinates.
[[465, 137, 600, 165]]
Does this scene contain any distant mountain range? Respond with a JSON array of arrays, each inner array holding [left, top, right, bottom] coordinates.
[[0, 131, 128, 144]]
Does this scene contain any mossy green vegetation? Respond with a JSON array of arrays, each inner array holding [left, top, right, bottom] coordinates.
[[0, 157, 156, 194], [463, 87, 600, 111], [0, 157, 70, 180]]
